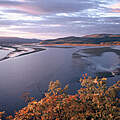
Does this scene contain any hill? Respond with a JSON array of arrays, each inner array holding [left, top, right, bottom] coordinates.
[[83, 34, 120, 38], [40, 34, 120, 45], [0, 37, 41, 45], [1, 34, 120, 46]]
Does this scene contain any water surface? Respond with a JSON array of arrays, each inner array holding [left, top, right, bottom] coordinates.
[[0, 46, 120, 114]]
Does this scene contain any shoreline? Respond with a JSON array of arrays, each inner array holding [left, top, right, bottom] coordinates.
[[40, 43, 120, 47], [0, 46, 46, 62]]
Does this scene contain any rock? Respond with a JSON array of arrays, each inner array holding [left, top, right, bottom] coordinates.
[[95, 72, 114, 78], [112, 68, 120, 75]]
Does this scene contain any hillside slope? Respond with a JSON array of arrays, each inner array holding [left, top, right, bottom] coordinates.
[[0, 37, 41, 45], [40, 34, 120, 45]]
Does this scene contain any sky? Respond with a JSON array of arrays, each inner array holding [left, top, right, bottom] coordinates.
[[0, 0, 120, 39]]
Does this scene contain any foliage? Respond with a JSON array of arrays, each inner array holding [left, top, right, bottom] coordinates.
[[1, 75, 120, 120]]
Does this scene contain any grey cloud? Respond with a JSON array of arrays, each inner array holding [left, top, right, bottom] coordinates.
[[0, 0, 120, 39], [0, 0, 101, 15]]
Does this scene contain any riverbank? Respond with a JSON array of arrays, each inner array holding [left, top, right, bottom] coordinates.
[[0, 45, 46, 61], [40, 43, 120, 47]]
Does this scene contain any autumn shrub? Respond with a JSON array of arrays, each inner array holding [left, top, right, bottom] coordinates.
[[1, 75, 120, 120]]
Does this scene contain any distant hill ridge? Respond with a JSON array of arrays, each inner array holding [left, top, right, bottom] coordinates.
[[0, 37, 41, 45], [83, 34, 120, 38], [0, 34, 120, 45], [41, 34, 120, 45]]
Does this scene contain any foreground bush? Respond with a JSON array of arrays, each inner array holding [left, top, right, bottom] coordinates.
[[1, 75, 120, 120]]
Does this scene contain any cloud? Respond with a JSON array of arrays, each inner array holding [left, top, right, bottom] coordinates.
[[0, 0, 95, 15], [110, 3, 120, 9], [0, 0, 120, 39], [112, 9, 120, 13]]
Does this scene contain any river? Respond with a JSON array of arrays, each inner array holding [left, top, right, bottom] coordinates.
[[0, 45, 120, 114]]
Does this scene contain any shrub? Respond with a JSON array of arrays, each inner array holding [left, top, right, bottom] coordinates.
[[2, 75, 120, 120]]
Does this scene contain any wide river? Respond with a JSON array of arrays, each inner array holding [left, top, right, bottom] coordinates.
[[0, 46, 120, 114]]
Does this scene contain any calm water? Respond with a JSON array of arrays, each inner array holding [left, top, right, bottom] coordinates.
[[0, 46, 120, 114]]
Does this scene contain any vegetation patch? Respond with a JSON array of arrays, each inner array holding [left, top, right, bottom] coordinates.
[[0, 75, 120, 120]]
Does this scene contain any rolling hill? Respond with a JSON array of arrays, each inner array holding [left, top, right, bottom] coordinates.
[[0, 37, 41, 45], [40, 34, 120, 45], [1, 34, 120, 46]]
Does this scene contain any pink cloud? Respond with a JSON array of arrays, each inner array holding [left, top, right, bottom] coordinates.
[[110, 3, 120, 9], [112, 9, 120, 13], [0, 1, 49, 15], [15, 5, 42, 15], [108, 3, 120, 13], [0, 0, 84, 15]]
